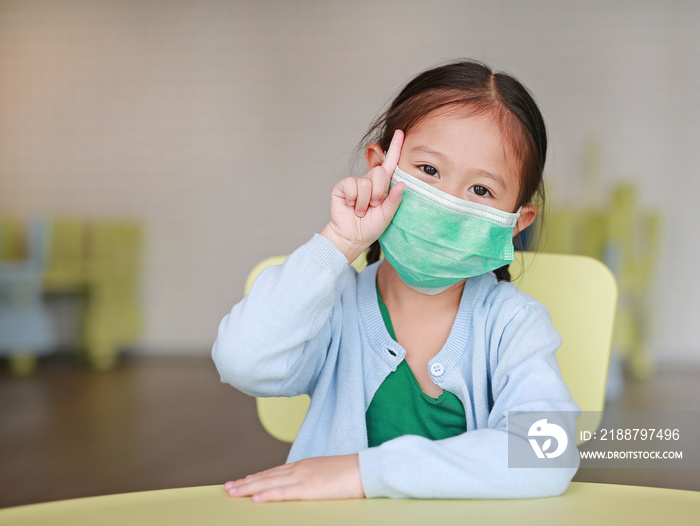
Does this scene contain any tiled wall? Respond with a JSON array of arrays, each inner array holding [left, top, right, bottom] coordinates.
[[1, 1, 697, 361]]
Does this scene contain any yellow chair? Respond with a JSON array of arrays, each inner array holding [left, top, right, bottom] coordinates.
[[43, 217, 87, 290], [246, 252, 617, 445], [510, 252, 617, 442], [82, 220, 144, 370]]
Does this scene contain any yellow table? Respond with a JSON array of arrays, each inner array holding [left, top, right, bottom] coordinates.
[[0, 482, 698, 525]]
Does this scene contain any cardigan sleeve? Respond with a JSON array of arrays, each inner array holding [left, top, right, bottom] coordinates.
[[211, 234, 350, 397], [358, 298, 581, 499]]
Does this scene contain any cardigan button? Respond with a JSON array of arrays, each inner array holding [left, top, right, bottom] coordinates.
[[430, 362, 445, 376]]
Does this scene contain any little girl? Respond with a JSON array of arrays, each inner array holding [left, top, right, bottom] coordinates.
[[213, 60, 580, 501]]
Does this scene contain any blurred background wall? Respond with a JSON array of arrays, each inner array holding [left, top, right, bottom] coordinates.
[[0, 0, 697, 364]]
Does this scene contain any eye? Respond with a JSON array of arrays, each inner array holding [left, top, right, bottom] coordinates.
[[470, 185, 492, 198], [419, 165, 439, 178]]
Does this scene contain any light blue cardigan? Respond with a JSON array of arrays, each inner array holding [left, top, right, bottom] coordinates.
[[212, 234, 580, 499]]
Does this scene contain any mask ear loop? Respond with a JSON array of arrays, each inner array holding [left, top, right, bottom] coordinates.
[[507, 208, 524, 262]]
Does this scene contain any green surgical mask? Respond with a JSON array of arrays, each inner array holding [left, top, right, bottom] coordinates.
[[378, 167, 521, 295]]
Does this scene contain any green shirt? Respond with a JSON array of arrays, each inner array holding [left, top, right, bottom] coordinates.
[[366, 284, 467, 447]]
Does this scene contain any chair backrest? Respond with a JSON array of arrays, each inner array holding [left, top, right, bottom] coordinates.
[[510, 252, 617, 441], [248, 252, 617, 444]]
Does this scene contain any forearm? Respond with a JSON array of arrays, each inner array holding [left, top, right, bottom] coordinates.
[[359, 426, 578, 499], [212, 234, 349, 396]]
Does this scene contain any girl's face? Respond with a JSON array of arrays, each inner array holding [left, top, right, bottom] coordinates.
[[367, 108, 537, 234], [400, 109, 521, 212]]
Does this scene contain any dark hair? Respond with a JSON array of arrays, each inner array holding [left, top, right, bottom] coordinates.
[[360, 60, 547, 282]]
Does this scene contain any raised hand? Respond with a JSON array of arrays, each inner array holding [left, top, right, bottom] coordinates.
[[320, 130, 405, 263]]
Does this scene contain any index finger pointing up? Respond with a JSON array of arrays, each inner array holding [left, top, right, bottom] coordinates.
[[382, 129, 404, 178]]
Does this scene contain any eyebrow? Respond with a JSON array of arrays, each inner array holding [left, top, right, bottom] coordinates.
[[472, 169, 506, 191], [410, 145, 506, 191], [410, 146, 453, 169]]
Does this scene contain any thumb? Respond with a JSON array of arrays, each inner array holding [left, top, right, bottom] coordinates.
[[380, 182, 404, 223]]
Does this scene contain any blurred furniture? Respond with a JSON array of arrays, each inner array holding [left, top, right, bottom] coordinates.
[[247, 251, 617, 446], [0, 218, 56, 376], [82, 220, 144, 371], [0, 217, 144, 373], [541, 183, 661, 383], [0, 483, 699, 525]]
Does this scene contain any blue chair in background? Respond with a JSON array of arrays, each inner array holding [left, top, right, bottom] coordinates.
[[0, 218, 56, 375]]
